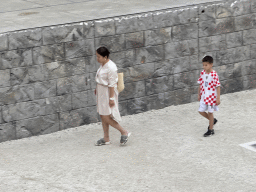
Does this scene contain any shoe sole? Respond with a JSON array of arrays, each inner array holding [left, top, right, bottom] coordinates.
[[120, 132, 131, 145]]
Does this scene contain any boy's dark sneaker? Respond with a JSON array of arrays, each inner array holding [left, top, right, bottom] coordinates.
[[204, 129, 215, 137], [208, 118, 218, 130]]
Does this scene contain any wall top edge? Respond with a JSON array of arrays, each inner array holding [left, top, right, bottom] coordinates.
[[0, 0, 228, 35]]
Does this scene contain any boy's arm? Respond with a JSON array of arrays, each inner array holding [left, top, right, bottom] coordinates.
[[198, 85, 201, 101], [216, 86, 221, 105]]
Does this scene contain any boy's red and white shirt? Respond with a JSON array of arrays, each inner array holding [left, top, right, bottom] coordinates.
[[197, 70, 221, 106]]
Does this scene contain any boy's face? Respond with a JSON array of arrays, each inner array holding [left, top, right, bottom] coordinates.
[[202, 62, 213, 72]]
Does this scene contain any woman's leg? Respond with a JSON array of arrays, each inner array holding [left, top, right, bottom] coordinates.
[[101, 115, 128, 136], [100, 115, 110, 142]]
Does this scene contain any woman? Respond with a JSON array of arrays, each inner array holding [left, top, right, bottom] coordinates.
[[95, 47, 131, 146]]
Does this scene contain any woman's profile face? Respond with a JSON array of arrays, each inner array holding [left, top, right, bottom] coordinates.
[[96, 52, 107, 64]]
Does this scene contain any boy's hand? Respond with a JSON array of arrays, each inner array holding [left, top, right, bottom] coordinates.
[[216, 98, 221, 105], [198, 95, 201, 101]]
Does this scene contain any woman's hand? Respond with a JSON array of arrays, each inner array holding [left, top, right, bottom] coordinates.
[[109, 100, 115, 108], [198, 94, 201, 101]]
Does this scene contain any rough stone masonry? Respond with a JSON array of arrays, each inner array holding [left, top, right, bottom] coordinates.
[[0, 0, 256, 142]]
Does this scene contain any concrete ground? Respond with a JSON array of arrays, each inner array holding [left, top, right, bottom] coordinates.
[[0, 89, 256, 192], [0, 0, 216, 33]]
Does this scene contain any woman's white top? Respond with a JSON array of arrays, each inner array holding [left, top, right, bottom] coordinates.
[[95, 60, 118, 87]]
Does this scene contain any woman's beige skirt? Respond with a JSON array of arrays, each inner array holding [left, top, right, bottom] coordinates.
[[96, 84, 122, 123]]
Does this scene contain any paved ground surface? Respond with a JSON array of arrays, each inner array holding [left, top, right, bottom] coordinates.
[[0, 0, 217, 33], [0, 89, 256, 192]]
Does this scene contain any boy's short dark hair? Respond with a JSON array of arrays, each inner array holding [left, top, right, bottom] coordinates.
[[202, 55, 213, 64]]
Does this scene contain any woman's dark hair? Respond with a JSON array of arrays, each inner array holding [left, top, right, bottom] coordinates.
[[96, 47, 110, 58], [202, 55, 213, 64]]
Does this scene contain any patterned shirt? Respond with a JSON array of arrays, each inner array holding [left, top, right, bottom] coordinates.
[[197, 70, 221, 106]]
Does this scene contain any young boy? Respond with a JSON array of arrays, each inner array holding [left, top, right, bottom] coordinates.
[[198, 56, 221, 137]]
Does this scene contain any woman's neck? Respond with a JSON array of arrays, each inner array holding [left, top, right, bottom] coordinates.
[[102, 59, 109, 66]]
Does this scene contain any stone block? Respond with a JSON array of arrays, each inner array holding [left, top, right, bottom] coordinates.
[[252, 0, 256, 13], [226, 31, 243, 48], [165, 39, 198, 60], [118, 100, 128, 117], [234, 60, 256, 77], [144, 27, 172, 46], [234, 14, 256, 31], [85, 56, 97, 73], [65, 39, 94, 59], [153, 59, 174, 77], [135, 45, 164, 64], [215, 64, 234, 81], [115, 15, 138, 34], [199, 34, 226, 53], [9, 28, 42, 50], [44, 58, 86, 80], [216, 46, 250, 66], [2, 99, 46, 122], [0, 84, 34, 105], [0, 106, 2, 124], [126, 63, 154, 82], [190, 55, 201, 71], [147, 93, 165, 110], [172, 6, 199, 25], [145, 75, 173, 95], [87, 89, 97, 106], [46, 94, 72, 114], [33, 44, 65, 65], [199, 17, 235, 37], [0, 69, 10, 88], [57, 74, 90, 95], [0, 33, 8, 52], [165, 87, 192, 106], [127, 97, 148, 115], [59, 106, 98, 129], [221, 77, 244, 94], [216, 0, 251, 18], [42, 22, 84, 45], [152, 10, 174, 28], [125, 32, 144, 49], [243, 28, 256, 45], [0, 49, 32, 70], [174, 70, 199, 89], [16, 114, 59, 139], [11, 65, 44, 86], [0, 123, 16, 143], [172, 23, 198, 41], [119, 80, 145, 101], [34, 80, 57, 99], [89, 72, 97, 90], [243, 74, 256, 90], [190, 86, 200, 102], [72, 91, 88, 109], [95, 34, 125, 53], [95, 19, 115, 37], [251, 44, 256, 59], [199, 3, 216, 21], [137, 13, 154, 30], [172, 56, 198, 74], [83, 21, 95, 39], [110, 49, 135, 69]]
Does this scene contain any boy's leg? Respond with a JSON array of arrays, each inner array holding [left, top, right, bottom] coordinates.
[[199, 112, 209, 120], [208, 112, 214, 130]]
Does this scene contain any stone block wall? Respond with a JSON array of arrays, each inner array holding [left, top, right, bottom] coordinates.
[[1, 0, 256, 142]]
